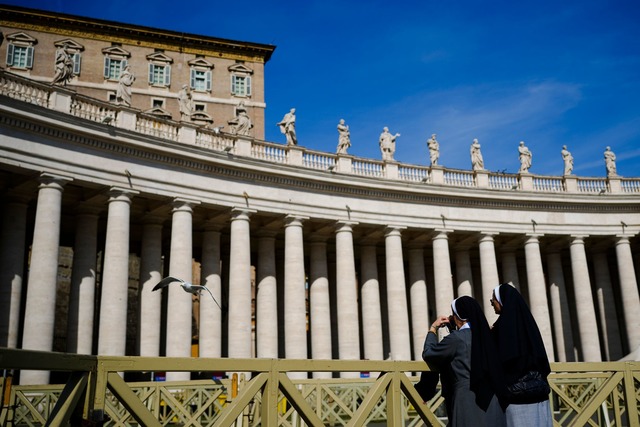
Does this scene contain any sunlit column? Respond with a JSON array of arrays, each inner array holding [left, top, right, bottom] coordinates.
[[615, 235, 640, 352], [0, 195, 29, 348], [454, 248, 473, 297], [21, 173, 72, 385], [524, 235, 554, 361], [409, 247, 429, 361], [256, 230, 278, 359], [200, 224, 223, 358], [336, 221, 360, 377], [592, 251, 622, 360], [67, 207, 100, 354], [138, 217, 164, 357], [569, 236, 601, 361], [97, 188, 138, 360], [478, 232, 500, 323], [284, 215, 308, 379], [385, 226, 411, 360], [432, 231, 455, 318], [360, 244, 383, 362], [228, 208, 255, 359], [546, 251, 575, 362], [500, 249, 520, 290], [309, 236, 332, 378]]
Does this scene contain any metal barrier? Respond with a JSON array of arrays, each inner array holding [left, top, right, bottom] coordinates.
[[0, 348, 638, 426]]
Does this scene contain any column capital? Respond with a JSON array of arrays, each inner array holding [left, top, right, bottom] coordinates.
[[230, 207, 256, 221], [336, 220, 358, 233], [615, 235, 632, 244], [570, 235, 589, 244], [107, 187, 139, 203], [432, 230, 451, 240], [384, 225, 406, 238], [172, 197, 201, 213], [525, 233, 545, 242], [284, 214, 308, 227], [478, 232, 498, 243], [38, 172, 73, 189]]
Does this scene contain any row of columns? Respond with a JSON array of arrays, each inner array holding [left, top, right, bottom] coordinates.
[[2, 173, 639, 385]]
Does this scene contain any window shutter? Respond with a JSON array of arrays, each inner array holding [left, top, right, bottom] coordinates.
[[190, 69, 196, 89], [246, 76, 251, 96], [165, 65, 171, 86], [205, 70, 212, 91], [122, 59, 128, 74], [148, 63, 154, 83], [231, 75, 236, 94], [104, 57, 110, 78], [6, 44, 14, 66], [26, 46, 34, 68], [73, 53, 81, 75]]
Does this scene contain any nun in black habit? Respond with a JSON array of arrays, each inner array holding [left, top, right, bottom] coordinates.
[[491, 283, 553, 427], [422, 296, 507, 427]]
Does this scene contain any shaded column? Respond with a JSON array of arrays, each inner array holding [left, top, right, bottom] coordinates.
[[546, 251, 575, 362], [360, 244, 383, 362], [97, 188, 138, 361], [432, 231, 455, 318], [256, 230, 278, 359], [615, 235, 640, 352], [385, 226, 411, 360], [524, 235, 554, 361], [569, 236, 601, 361], [409, 247, 429, 361], [227, 208, 255, 359], [0, 196, 29, 348], [454, 248, 473, 297], [138, 218, 164, 357], [166, 199, 199, 381], [592, 251, 622, 360], [67, 207, 100, 354], [309, 237, 332, 378], [500, 249, 520, 290], [21, 173, 72, 385], [336, 221, 360, 376], [284, 215, 308, 378], [478, 232, 500, 323], [200, 225, 223, 358]]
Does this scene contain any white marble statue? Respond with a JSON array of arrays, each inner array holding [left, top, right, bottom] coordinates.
[[379, 127, 400, 161], [228, 101, 253, 136], [336, 119, 351, 154], [427, 134, 440, 166], [470, 138, 484, 171], [116, 65, 135, 106], [277, 108, 297, 145], [604, 146, 617, 177], [561, 145, 573, 176], [52, 46, 74, 85], [518, 141, 532, 173], [178, 84, 193, 120]]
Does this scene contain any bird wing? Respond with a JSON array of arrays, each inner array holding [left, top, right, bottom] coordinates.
[[152, 276, 184, 291], [193, 285, 222, 310]]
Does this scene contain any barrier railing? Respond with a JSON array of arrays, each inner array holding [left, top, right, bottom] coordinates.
[[0, 348, 638, 427]]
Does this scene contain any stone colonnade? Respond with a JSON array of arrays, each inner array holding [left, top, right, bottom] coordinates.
[[1, 172, 639, 385]]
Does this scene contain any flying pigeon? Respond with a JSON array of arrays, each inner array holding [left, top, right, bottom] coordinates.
[[152, 276, 221, 309]]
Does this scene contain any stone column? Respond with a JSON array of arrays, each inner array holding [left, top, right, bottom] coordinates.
[[165, 199, 199, 381], [284, 215, 308, 378], [97, 188, 138, 361], [200, 225, 223, 358], [546, 251, 575, 362], [592, 251, 622, 360], [67, 207, 100, 354], [500, 250, 520, 289], [21, 173, 72, 385], [524, 235, 554, 361], [615, 235, 640, 352], [0, 196, 29, 348], [256, 231, 278, 359], [227, 208, 255, 359], [454, 248, 473, 297], [409, 247, 429, 361], [432, 231, 455, 318], [138, 218, 164, 357], [309, 237, 332, 378], [385, 226, 411, 360], [478, 233, 500, 323], [335, 221, 360, 376], [569, 236, 601, 361], [360, 244, 384, 362]]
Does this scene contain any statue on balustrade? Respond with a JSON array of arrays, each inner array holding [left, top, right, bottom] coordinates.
[[336, 119, 351, 154], [228, 101, 253, 136], [518, 141, 532, 173], [427, 134, 440, 166], [561, 145, 573, 176], [379, 126, 400, 161], [604, 146, 617, 177], [470, 138, 484, 171], [277, 108, 297, 145], [52, 46, 74, 85], [178, 84, 193, 120], [116, 65, 135, 107]]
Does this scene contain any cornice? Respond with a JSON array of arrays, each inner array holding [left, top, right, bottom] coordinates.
[[0, 6, 276, 63], [1, 110, 638, 216]]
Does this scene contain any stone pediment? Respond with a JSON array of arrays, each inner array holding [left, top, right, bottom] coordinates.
[[188, 57, 213, 69], [54, 39, 85, 51], [146, 52, 173, 63], [190, 111, 214, 124], [144, 107, 172, 119], [6, 32, 37, 44], [228, 63, 253, 74], [101, 46, 131, 57]]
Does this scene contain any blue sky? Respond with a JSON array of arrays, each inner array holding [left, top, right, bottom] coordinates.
[[6, 0, 640, 177]]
